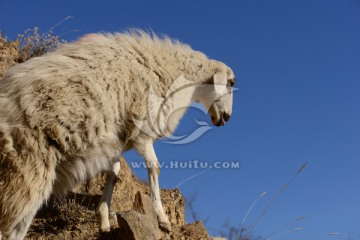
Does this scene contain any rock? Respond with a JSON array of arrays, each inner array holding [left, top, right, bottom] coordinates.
[[117, 211, 161, 240], [132, 191, 157, 223], [116, 191, 161, 240]]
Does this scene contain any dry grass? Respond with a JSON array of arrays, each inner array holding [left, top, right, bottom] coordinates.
[[16, 27, 66, 62], [0, 27, 65, 77], [26, 194, 99, 240]]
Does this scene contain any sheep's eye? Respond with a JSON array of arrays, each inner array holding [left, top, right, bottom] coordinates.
[[227, 79, 235, 87]]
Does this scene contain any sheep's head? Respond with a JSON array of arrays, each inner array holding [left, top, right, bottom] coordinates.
[[134, 61, 235, 144], [194, 63, 235, 127]]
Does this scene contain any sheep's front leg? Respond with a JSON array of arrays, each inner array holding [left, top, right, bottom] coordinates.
[[97, 161, 120, 232], [136, 141, 172, 231]]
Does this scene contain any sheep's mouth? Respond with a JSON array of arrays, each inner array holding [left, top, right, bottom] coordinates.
[[209, 105, 230, 127], [215, 117, 225, 127], [212, 113, 228, 127]]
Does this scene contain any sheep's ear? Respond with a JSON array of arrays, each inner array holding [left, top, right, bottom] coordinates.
[[213, 72, 227, 94]]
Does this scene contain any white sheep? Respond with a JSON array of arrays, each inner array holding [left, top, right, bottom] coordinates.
[[0, 30, 235, 239]]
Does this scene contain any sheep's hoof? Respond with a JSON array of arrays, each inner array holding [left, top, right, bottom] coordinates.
[[159, 220, 172, 232], [99, 220, 111, 233], [100, 226, 111, 233]]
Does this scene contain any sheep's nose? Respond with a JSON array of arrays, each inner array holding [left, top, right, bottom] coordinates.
[[223, 112, 230, 122]]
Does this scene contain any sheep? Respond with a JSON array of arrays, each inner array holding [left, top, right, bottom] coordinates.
[[0, 30, 235, 239]]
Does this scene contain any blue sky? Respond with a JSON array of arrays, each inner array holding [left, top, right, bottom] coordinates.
[[1, 0, 359, 239]]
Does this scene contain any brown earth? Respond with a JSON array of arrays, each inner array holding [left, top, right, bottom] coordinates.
[[1, 36, 211, 240]]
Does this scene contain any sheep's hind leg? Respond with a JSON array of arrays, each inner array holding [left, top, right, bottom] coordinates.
[[97, 160, 121, 232], [6, 211, 37, 240], [0, 158, 55, 239], [0, 174, 54, 240], [136, 140, 172, 232]]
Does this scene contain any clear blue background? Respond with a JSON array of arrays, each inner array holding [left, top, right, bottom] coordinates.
[[1, 0, 359, 239]]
